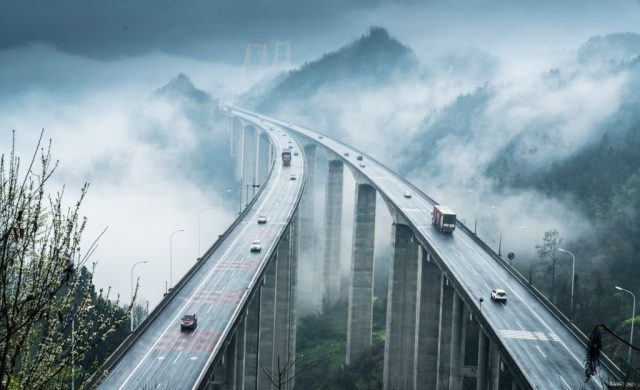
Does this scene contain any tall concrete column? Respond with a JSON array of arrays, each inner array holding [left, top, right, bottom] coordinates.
[[244, 293, 260, 389], [383, 223, 420, 390], [449, 292, 465, 390], [235, 317, 246, 390], [234, 120, 244, 181], [223, 335, 238, 390], [436, 276, 454, 389], [257, 256, 278, 390], [257, 132, 270, 188], [346, 183, 376, 365], [242, 126, 257, 206], [288, 218, 300, 388], [322, 159, 344, 310], [297, 144, 317, 315], [414, 249, 441, 389], [477, 328, 490, 390], [273, 229, 291, 387], [489, 342, 500, 390]]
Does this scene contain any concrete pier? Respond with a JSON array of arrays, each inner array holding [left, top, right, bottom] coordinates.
[[242, 125, 257, 206], [346, 183, 376, 365], [257, 132, 270, 188], [257, 256, 277, 390], [489, 342, 501, 390], [273, 230, 292, 387], [383, 223, 420, 390], [414, 249, 441, 389], [477, 328, 490, 390], [450, 293, 465, 389], [297, 144, 317, 315], [244, 293, 260, 389], [234, 318, 246, 390], [322, 159, 344, 310], [288, 219, 299, 388], [233, 119, 244, 182], [436, 275, 454, 389]]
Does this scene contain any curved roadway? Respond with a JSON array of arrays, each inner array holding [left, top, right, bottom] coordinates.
[[99, 119, 304, 389], [231, 106, 616, 390]]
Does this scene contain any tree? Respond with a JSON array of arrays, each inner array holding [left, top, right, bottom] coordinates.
[[536, 230, 563, 300], [0, 131, 132, 389]]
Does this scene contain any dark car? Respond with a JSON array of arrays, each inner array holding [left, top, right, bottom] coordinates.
[[181, 313, 198, 331], [357, 155, 363, 161]]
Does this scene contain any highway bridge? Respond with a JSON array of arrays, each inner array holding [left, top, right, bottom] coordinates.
[[95, 105, 623, 389]]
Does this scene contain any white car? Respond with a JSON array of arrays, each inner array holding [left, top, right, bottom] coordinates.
[[403, 192, 412, 198], [290, 174, 296, 180], [359, 163, 366, 168], [250, 240, 262, 253], [490, 289, 507, 302], [257, 216, 268, 224]]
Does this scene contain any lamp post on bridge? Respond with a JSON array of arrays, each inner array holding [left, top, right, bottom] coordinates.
[[615, 285, 636, 366], [465, 189, 479, 235], [490, 205, 503, 256], [558, 248, 576, 321], [169, 229, 185, 289], [218, 189, 231, 208], [130, 260, 149, 333]]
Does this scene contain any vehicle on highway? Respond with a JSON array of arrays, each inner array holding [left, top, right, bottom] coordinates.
[[357, 155, 363, 161], [344, 152, 350, 157], [359, 163, 366, 168], [288, 145, 293, 149], [294, 151, 299, 156], [403, 191, 412, 198], [290, 174, 297, 180], [318, 135, 323, 139], [257, 216, 268, 224], [250, 240, 262, 252], [180, 313, 198, 331], [490, 289, 507, 302], [282, 150, 291, 166], [432, 205, 457, 233]]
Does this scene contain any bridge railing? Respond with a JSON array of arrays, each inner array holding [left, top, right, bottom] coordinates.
[[88, 113, 278, 388]]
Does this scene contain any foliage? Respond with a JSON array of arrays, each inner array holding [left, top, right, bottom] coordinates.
[[0, 131, 132, 389], [535, 230, 563, 299]]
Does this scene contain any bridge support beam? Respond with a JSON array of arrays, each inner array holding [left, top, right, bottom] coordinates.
[[322, 159, 344, 310], [436, 275, 454, 389], [257, 132, 270, 187], [233, 119, 244, 181], [477, 328, 490, 390], [243, 292, 260, 389], [235, 317, 246, 390], [297, 144, 318, 315], [449, 293, 466, 390], [489, 342, 501, 390], [273, 229, 292, 388], [242, 125, 257, 206], [383, 223, 419, 390], [414, 249, 441, 389], [346, 183, 376, 365], [257, 256, 277, 390]]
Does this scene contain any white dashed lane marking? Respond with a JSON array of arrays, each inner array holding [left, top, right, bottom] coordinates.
[[500, 329, 560, 342]]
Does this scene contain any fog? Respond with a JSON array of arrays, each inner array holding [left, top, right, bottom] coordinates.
[[3, 0, 640, 308]]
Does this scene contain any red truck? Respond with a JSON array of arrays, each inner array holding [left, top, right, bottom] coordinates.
[[432, 205, 456, 233], [282, 150, 291, 166]]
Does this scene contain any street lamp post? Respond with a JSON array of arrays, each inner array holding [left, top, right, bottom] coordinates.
[[130, 260, 149, 333], [245, 184, 260, 207], [466, 189, 479, 235], [490, 205, 503, 256], [170, 229, 185, 289], [198, 207, 211, 257], [558, 248, 576, 321], [615, 286, 636, 365]]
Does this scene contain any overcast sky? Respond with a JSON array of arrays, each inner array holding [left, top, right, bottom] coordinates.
[[2, 0, 639, 65]]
